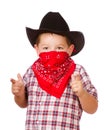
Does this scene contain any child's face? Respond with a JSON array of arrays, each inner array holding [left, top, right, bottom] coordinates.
[[34, 33, 74, 56]]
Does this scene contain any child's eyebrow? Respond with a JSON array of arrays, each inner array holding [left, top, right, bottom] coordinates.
[[57, 43, 65, 46], [40, 43, 48, 46]]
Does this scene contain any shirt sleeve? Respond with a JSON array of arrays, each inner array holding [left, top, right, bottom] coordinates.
[[75, 64, 98, 100], [23, 66, 35, 88]]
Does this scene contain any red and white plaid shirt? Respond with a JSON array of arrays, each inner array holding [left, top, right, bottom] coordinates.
[[23, 64, 97, 130]]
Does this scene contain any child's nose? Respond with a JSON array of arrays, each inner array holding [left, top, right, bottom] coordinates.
[[50, 48, 56, 51]]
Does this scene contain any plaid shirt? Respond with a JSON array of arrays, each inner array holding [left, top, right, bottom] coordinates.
[[23, 64, 97, 130]]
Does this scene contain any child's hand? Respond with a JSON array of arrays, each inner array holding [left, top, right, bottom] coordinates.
[[70, 74, 85, 97], [10, 73, 25, 97]]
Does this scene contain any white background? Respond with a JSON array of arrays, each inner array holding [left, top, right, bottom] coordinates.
[[0, 0, 104, 129]]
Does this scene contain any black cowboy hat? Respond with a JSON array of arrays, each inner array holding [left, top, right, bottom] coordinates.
[[26, 11, 85, 56]]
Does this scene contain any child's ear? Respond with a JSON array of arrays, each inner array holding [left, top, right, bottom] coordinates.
[[68, 44, 75, 56], [34, 44, 39, 54]]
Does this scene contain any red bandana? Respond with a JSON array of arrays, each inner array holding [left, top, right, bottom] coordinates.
[[32, 51, 76, 98]]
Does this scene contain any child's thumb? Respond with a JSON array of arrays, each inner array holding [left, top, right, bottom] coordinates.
[[71, 73, 80, 81], [17, 73, 22, 81], [71, 74, 76, 81], [75, 74, 81, 81]]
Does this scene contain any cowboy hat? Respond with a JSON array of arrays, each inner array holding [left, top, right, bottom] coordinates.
[[26, 11, 85, 56]]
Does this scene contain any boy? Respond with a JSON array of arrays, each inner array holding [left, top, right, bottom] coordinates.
[[11, 12, 98, 130]]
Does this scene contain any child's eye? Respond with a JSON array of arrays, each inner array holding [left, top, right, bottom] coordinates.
[[57, 47, 64, 50], [43, 47, 48, 50]]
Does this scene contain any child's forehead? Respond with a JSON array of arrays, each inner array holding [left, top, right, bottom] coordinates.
[[36, 32, 71, 46]]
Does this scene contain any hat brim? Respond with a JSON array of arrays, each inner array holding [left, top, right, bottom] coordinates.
[[26, 27, 85, 56]]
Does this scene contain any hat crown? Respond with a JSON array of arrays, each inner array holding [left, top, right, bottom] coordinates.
[[39, 12, 70, 32]]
